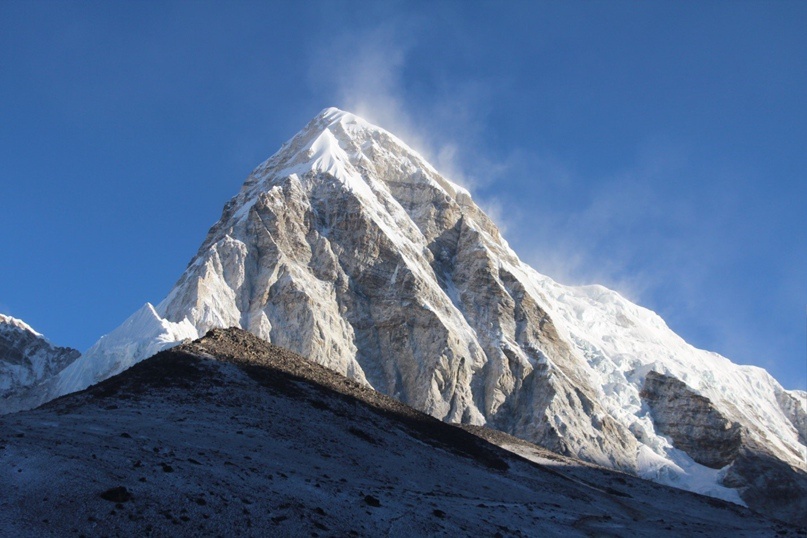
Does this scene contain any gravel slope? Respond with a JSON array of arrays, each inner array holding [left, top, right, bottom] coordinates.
[[1, 328, 802, 537]]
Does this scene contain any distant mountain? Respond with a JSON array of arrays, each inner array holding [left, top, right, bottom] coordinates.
[[0, 314, 80, 413], [0, 328, 800, 537], [2, 108, 804, 524]]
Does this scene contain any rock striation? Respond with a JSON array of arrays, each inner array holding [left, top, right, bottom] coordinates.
[[641, 371, 742, 468]]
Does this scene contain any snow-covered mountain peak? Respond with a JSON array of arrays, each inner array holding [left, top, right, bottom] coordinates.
[[54, 302, 197, 395], [239, 108, 470, 209], [315, 106, 376, 133], [4, 108, 805, 524]]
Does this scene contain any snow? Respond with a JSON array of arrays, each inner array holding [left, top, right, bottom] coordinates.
[[0, 314, 43, 338], [55, 303, 198, 396], [504, 262, 806, 494], [635, 445, 745, 506], [244, 107, 470, 202]]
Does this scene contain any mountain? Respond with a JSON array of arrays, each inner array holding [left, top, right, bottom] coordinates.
[[2, 108, 804, 524], [0, 314, 80, 413], [1, 328, 801, 537]]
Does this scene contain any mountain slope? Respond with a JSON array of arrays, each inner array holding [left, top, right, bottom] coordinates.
[[0, 314, 80, 413], [4, 108, 804, 523], [1, 328, 800, 537]]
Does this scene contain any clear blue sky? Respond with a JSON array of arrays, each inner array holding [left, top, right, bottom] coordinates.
[[1, 1, 805, 390]]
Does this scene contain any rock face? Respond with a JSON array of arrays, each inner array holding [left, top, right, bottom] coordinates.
[[0, 314, 80, 413], [723, 444, 807, 529], [776, 389, 807, 446], [50, 108, 638, 471], [638, 353, 807, 526], [641, 371, 742, 469], [3, 108, 805, 524]]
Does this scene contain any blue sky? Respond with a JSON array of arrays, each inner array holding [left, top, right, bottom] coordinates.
[[1, 1, 805, 390]]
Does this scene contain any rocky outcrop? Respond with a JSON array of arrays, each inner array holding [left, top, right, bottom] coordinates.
[[639, 371, 807, 526], [641, 371, 742, 468], [776, 389, 807, 446]]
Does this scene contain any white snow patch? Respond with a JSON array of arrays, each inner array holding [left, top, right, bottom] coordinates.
[[55, 303, 198, 396]]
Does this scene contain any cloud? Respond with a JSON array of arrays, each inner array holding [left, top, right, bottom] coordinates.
[[303, 19, 804, 389], [508, 136, 763, 335], [507, 137, 807, 390], [304, 20, 687, 307], [515, 155, 683, 300], [306, 22, 425, 157]]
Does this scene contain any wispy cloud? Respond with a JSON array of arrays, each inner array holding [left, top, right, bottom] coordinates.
[[515, 142, 698, 301], [510, 138, 807, 387], [305, 19, 674, 306], [308, 23, 411, 135], [306, 20, 508, 195]]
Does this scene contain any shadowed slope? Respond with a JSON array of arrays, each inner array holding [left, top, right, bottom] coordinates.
[[1, 328, 802, 537]]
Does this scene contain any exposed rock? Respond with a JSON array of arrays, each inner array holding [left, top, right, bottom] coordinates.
[[640, 371, 742, 468], [723, 443, 807, 528], [99, 486, 132, 503], [776, 389, 807, 446], [363, 495, 381, 507]]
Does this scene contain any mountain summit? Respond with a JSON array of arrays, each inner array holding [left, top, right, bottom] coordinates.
[[3, 108, 805, 524]]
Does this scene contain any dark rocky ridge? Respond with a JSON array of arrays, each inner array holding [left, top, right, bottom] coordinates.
[[1, 328, 802, 536], [723, 442, 807, 528]]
